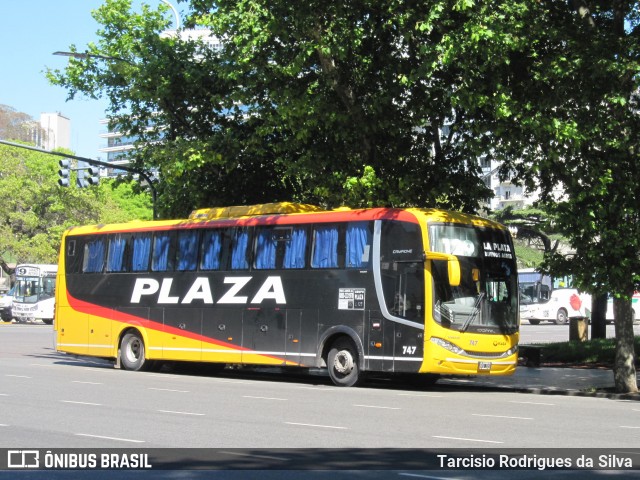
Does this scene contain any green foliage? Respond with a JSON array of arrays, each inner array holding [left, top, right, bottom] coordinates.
[[48, 0, 501, 218], [0, 143, 151, 270], [514, 244, 544, 269], [538, 337, 640, 368]]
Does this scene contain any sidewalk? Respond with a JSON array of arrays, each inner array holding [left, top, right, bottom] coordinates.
[[438, 365, 640, 400]]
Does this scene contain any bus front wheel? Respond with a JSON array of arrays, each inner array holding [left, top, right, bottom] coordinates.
[[120, 332, 147, 371], [327, 338, 361, 387], [555, 308, 568, 325]]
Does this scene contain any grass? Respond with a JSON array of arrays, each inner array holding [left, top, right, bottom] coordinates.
[[532, 337, 640, 368]]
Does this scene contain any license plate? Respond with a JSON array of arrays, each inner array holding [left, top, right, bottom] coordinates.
[[478, 361, 492, 372]]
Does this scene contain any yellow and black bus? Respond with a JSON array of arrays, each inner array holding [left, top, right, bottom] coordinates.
[[54, 202, 519, 386]]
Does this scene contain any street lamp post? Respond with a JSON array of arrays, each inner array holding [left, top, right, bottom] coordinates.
[[159, 0, 181, 30]]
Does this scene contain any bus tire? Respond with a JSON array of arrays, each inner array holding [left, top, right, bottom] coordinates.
[[327, 338, 361, 387], [42, 319, 53, 325], [528, 319, 540, 325], [120, 332, 147, 371], [555, 308, 568, 325]]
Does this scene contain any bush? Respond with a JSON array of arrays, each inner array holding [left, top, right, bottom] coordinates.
[[537, 337, 640, 367]]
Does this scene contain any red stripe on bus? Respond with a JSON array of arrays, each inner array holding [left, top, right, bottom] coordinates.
[[63, 291, 303, 364]]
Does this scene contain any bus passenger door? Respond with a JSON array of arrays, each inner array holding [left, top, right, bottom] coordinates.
[[391, 263, 425, 373], [242, 308, 287, 365]]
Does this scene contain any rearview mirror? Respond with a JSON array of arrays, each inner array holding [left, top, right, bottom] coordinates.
[[425, 252, 461, 287]]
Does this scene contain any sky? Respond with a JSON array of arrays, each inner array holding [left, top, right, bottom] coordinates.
[[0, 1, 181, 161]]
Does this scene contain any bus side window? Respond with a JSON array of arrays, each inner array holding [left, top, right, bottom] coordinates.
[[176, 230, 199, 271], [311, 225, 339, 268], [107, 234, 129, 272], [66, 239, 83, 274], [152, 232, 176, 272], [346, 222, 372, 269], [255, 228, 277, 269], [132, 234, 151, 272], [200, 229, 222, 270], [83, 239, 106, 273], [230, 227, 251, 270], [283, 227, 307, 269]]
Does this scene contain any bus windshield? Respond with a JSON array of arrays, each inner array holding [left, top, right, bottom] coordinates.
[[518, 269, 574, 306], [14, 276, 55, 304], [430, 225, 518, 334]]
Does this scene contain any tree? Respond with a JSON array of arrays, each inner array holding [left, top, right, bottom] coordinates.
[[48, 0, 495, 218], [0, 104, 46, 145], [0, 143, 152, 275], [448, 1, 640, 392]]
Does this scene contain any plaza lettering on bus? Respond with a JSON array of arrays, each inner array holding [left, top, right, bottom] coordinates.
[[130, 276, 287, 305]]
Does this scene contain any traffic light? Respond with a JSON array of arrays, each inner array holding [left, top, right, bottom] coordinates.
[[76, 161, 87, 188], [87, 166, 100, 185], [58, 159, 70, 187]]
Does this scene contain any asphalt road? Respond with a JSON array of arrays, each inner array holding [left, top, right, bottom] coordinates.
[[1, 324, 639, 479]]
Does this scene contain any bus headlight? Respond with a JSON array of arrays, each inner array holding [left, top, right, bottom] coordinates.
[[430, 337, 465, 355]]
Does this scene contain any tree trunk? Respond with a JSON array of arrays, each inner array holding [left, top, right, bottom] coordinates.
[[590, 293, 608, 339], [613, 296, 638, 393]]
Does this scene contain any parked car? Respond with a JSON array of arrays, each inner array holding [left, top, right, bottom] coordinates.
[[606, 292, 640, 324], [0, 286, 14, 322], [520, 288, 591, 325]]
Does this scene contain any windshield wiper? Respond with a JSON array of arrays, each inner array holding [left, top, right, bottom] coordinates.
[[461, 292, 484, 332]]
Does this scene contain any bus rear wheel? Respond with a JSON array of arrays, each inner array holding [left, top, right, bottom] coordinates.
[[327, 338, 361, 387], [120, 331, 148, 371]]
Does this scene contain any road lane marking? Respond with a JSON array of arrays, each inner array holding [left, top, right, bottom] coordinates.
[[286, 422, 347, 430], [433, 435, 503, 444], [76, 433, 145, 443], [509, 400, 555, 406], [61, 400, 103, 406], [243, 395, 288, 401], [353, 404, 401, 410], [472, 414, 533, 420], [620, 426, 640, 429], [149, 387, 189, 393], [5, 374, 31, 378], [158, 410, 205, 416], [72, 381, 103, 385]]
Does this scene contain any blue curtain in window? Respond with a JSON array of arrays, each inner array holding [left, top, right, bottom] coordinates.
[[85, 240, 105, 273], [177, 231, 198, 271], [284, 228, 307, 269], [200, 230, 221, 270], [152, 234, 171, 271], [255, 229, 276, 269], [346, 222, 371, 268], [312, 226, 338, 268], [132, 236, 151, 271], [231, 229, 249, 269], [107, 236, 126, 272]]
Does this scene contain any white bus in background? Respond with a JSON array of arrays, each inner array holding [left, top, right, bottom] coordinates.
[[606, 292, 640, 324], [518, 268, 591, 325], [12, 264, 57, 325]]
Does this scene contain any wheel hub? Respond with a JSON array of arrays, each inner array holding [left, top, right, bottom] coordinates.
[[333, 350, 354, 374]]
